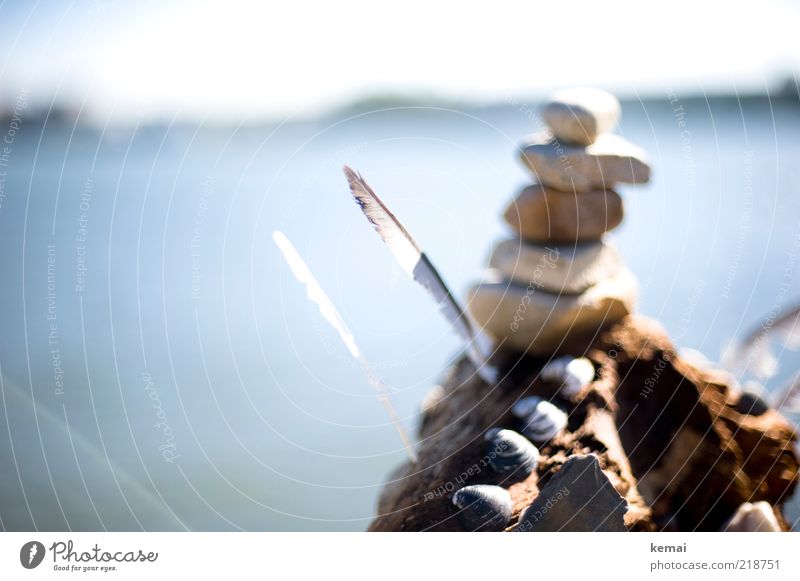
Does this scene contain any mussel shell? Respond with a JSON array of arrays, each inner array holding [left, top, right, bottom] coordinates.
[[451, 484, 512, 531], [734, 391, 769, 416], [511, 396, 568, 443], [511, 396, 543, 418], [541, 356, 595, 397], [484, 428, 540, 476]]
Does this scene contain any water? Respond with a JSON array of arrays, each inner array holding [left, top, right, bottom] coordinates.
[[1, 96, 799, 531]]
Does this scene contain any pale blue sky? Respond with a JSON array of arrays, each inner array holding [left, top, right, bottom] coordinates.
[[1, 0, 799, 121]]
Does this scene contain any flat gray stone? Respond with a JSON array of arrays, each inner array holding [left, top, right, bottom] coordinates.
[[503, 183, 623, 242], [467, 267, 637, 355], [488, 239, 623, 294], [515, 454, 628, 532], [540, 87, 621, 146], [519, 132, 651, 193]]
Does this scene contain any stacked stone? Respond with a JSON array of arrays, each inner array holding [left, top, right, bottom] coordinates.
[[468, 88, 651, 355]]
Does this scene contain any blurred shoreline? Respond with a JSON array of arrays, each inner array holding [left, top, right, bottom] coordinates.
[[3, 77, 798, 130]]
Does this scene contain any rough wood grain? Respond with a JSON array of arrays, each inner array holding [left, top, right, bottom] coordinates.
[[370, 316, 799, 531]]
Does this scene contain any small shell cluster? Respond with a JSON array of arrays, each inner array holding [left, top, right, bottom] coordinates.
[[450, 397, 570, 530], [451, 428, 540, 531], [451, 485, 513, 531], [484, 428, 540, 477], [540, 356, 595, 398], [451, 357, 576, 530], [512, 396, 568, 443]]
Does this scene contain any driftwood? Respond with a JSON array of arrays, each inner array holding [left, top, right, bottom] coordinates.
[[370, 316, 799, 531]]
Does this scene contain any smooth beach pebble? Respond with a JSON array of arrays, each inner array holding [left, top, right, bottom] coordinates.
[[722, 501, 781, 532], [467, 267, 638, 355], [488, 238, 623, 295], [420, 384, 445, 414], [502, 183, 623, 243], [540, 87, 621, 146], [519, 132, 651, 192]]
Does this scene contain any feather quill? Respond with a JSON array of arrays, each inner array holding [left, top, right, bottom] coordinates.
[[774, 371, 800, 416], [273, 231, 417, 463], [722, 303, 800, 380], [343, 166, 497, 383]]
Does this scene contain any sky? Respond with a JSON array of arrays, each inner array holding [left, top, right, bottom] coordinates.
[[1, 0, 799, 122]]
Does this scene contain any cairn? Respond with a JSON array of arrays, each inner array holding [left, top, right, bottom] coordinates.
[[368, 88, 799, 532], [468, 88, 648, 355]]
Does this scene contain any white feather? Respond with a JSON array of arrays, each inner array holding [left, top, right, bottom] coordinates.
[[344, 166, 497, 383], [721, 304, 800, 381], [273, 231, 359, 359], [273, 230, 417, 463], [774, 371, 800, 416]]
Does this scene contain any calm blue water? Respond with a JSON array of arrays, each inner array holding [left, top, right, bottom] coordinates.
[[1, 97, 800, 530]]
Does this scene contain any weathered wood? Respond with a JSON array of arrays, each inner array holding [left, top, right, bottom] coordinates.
[[370, 316, 799, 531]]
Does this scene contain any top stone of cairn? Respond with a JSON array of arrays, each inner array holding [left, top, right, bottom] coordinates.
[[540, 87, 621, 146]]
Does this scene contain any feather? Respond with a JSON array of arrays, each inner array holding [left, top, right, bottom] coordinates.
[[721, 303, 800, 380], [343, 166, 497, 383], [770, 305, 800, 349], [273, 231, 417, 463], [774, 371, 800, 416]]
